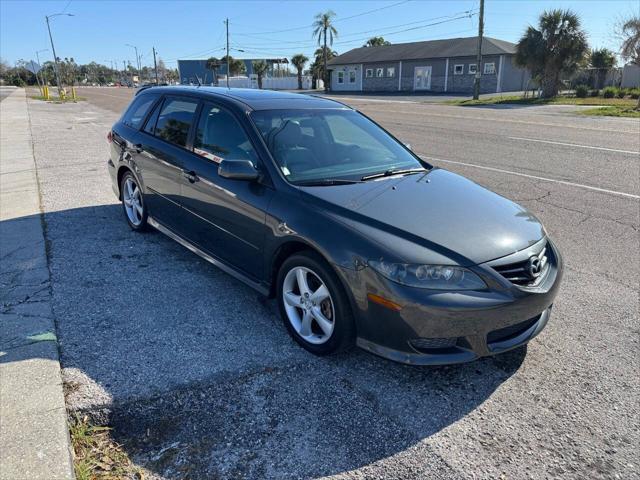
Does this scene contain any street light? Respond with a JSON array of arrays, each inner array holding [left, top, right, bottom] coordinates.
[[45, 12, 73, 95], [35, 48, 49, 86], [125, 44, 141, 81]]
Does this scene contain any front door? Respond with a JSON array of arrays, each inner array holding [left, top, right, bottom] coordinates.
[[178, 102, 273, 280], [414, 66, 432, 90]]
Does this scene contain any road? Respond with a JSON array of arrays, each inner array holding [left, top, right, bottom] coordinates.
[[28, 87, 640, 479]]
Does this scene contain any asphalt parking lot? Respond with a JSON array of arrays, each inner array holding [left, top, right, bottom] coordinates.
[[26, 87, 639, 479]]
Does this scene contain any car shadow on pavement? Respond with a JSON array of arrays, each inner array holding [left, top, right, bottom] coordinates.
[[1, 205, 527, 479]]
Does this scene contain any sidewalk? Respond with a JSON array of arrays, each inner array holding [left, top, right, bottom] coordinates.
[[0, 89, 74, 479]]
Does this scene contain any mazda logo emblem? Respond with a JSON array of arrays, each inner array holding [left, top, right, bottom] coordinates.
[[527, 256, 543, 279]]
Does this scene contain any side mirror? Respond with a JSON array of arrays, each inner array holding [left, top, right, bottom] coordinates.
[[218, 159, 260, 181]]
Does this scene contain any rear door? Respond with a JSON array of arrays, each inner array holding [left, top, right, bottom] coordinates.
[[135, 95, 200, 231], [178, 102, 274, 280]]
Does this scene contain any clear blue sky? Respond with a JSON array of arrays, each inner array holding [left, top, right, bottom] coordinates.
[[1, 0, 636, 70]]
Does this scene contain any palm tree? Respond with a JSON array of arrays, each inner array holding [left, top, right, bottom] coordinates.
[[312, 10, 337, 93], [252, 60, 268, 89], [618, 15, 640, 65], [363, 37, 391, 47], [291, 54, 309, 90], [515, 9, 588, 98], [310, 47, 337, 89], [205, 57, 220, 85], [221, 55, 246, 77], [589, 48, 616, 89]]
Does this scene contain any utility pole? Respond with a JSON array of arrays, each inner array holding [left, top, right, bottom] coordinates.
[[472, 0, 485, 100], [225, 18, 230, 88], [45, 15, 63, 95], [153, 47, 159, 84]]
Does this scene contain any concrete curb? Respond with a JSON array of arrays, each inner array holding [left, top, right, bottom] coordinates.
[[0, 88, 74, 479]]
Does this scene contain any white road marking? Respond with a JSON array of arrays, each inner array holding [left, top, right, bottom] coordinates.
[[508, 136, 639, 155], [418, 154, 640, 200], [327, 96, 419, 104], [367, 107, 639, 134]]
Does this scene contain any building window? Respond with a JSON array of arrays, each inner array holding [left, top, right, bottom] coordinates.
[[386, 67, 395, 77], [454, 64, 464, 75], [366, 68, 373, 77], [337, 71, 344, 84], [468, 64, 477, 75], [376, 68, 384, 77], [349, 70, 356, 83], [484, 62, 496, 74]]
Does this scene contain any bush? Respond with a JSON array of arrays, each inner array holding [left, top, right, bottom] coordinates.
[[602, 87, 616, 98], [589, 89, 600, 97], [616, 88, 626, 98], [575, 84, 589, 98], [629, 88, 640, 99]]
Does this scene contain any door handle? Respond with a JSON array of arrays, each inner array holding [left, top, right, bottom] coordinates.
[[182, 170, 197, 183]]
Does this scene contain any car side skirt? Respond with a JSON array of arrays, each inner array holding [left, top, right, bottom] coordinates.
[[147, 216, 270, 296]]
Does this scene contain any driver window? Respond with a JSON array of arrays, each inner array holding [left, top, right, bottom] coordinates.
[[193, 104, 257, 164]]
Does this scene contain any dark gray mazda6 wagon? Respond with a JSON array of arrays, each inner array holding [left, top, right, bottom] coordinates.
[[107, 86, 562, 365]]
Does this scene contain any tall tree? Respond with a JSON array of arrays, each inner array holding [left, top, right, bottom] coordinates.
[[515, 9, 588, 98], [617, 15, 640, 65], [312, 10, 337, 93], [363, 37, 391, 47], [589, 48, 616, 89], [252, 60, 268, 89], [205, 57, 220, 84], [291, 54, 309, 90]]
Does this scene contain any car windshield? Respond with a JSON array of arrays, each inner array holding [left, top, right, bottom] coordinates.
[[250, 109, 428, 184]]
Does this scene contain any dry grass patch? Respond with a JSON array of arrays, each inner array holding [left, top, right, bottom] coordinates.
[[70, 415, 142, 480]]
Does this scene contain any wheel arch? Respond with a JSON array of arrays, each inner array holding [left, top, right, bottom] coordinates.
[[268, 239, 360, 332]]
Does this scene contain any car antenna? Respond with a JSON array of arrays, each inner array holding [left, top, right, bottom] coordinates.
[[195, 75, 202, 87]]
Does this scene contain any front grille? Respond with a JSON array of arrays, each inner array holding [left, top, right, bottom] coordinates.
[[410, 337, 458, 351], [487, 315, 540, 343], [493, 244, 549, 287]]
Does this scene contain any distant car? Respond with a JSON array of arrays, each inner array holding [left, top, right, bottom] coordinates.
[[107, 86, 562, 365]]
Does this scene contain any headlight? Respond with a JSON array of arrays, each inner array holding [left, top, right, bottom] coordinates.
[[368, 260, 486, 290]]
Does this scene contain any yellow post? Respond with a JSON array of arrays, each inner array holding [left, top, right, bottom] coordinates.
[[43, 85, 50, 100], [71, 87, 77, 101], [60, 88, 66, 100]]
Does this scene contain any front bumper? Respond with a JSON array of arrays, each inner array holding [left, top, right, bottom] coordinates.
[[340, 238, 563, 366]]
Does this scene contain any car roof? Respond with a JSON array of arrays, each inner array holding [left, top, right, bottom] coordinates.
[[138, 85, 351, 111]]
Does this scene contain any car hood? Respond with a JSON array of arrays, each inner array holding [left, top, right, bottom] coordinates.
[[300, 168, 545, 265]]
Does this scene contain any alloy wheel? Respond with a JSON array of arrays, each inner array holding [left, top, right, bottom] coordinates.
[[122, 177, 143, 226], [282, 266, 335, 345]]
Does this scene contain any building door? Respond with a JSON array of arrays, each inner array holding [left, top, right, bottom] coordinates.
[[414, 66, 432, 90]]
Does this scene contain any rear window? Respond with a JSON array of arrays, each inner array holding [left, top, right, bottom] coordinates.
[[154, 98, 199, 148], [122, 94, 157, 129]]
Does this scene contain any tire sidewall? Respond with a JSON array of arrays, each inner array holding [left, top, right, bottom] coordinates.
[[276, 252, 354, 355], [120, 171, 148, 231]]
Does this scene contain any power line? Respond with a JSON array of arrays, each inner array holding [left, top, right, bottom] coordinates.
[[233, 13, 477, 52], [231, 0, 413, 35], [233, 10, 477, 48]]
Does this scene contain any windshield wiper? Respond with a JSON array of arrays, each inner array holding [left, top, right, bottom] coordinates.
[[295, 178, 363, 186], [361, 168, 427, 181]]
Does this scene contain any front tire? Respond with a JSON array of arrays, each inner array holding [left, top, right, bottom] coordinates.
[[277, 251, 355, 356], [120, 171, 148, 231]]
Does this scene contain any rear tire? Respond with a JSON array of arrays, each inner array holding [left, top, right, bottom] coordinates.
[[277, 251, 355, 356], [120, 171, 148, 231]]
